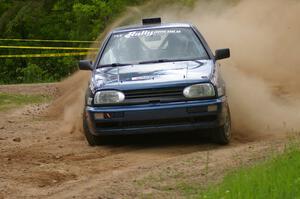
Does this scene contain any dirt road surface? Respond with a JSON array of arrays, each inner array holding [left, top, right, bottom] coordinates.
[[0, 84, 287, 199], [1, 0, 300, 197]]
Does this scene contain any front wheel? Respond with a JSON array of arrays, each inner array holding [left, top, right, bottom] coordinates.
[[212, 106, 232, 145], [83, 114, 109, 146], [83, 116, 100, 146]]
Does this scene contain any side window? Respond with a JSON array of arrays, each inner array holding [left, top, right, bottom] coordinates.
[[193, 28, 213, 59]]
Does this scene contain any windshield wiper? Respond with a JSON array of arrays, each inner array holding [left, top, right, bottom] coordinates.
[[97, 63, 132, 68], [98, 58, 203, 68], [138, 59, 192, 65]]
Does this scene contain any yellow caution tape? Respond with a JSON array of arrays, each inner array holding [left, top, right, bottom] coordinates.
[[0, 38, 99, 43], [0, 45, 98, 50], [0, 52, 97, 58]]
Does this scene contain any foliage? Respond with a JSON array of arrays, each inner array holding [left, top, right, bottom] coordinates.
[[21, 63, 45, 83], [0, 0, 146, 84]]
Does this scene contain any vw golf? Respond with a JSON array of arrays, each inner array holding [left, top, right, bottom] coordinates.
[[79, 18, 231, 146]]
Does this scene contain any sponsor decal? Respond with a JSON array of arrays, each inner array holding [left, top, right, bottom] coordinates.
[[114, 29, 182, 38]]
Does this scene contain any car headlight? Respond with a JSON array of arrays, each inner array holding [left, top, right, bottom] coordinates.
[[183, 83, 216, 98], [94, 90, 125, 104]]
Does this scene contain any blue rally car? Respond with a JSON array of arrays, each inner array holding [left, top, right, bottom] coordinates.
[[79, 18, 231, 146]]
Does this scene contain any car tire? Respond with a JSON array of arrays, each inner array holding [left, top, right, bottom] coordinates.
[[83, 115, 112, 146], [212, 105, 232, 145], [83, 116, 101, 146]]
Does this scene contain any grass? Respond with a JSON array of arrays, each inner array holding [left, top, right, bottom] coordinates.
[[0, 92, 51, 111], [179, 145, 300, 199]]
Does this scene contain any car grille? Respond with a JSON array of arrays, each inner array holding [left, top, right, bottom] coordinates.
[[123, 87, 186, 104]]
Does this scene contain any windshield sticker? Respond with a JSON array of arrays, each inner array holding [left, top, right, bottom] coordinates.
[[114, 29, 182, 38]]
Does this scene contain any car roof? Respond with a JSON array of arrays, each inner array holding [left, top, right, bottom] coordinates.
[[112, 23, 193, 34]]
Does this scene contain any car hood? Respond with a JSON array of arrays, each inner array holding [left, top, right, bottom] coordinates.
[[90, 60, 214, 92]]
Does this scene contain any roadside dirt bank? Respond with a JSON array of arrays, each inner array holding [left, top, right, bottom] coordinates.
[[0, 83, 58, 96]]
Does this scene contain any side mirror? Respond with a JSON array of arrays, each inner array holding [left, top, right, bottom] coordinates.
[[215, 48, 230, 60], [79, 60, 93, 70]]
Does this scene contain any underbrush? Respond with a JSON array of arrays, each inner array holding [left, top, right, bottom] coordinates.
[[0, 92, 50, 111]]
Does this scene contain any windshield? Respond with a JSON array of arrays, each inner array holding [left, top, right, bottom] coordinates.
[[99, 27, 209, 66]]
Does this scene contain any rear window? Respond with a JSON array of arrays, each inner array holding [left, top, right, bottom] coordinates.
[[99, 27, 209, 66]]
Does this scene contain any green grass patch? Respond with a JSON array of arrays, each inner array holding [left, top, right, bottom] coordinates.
[[0, 92, 51, 111], [179, 147, 300, 199]]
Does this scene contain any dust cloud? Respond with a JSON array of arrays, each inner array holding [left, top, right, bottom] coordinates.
[[49, 0, 300, 139], [46, 71, 89, 136], [158, 0, 300, 136]]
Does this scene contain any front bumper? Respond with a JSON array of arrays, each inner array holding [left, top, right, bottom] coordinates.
[[84, 97, 228, 136]]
